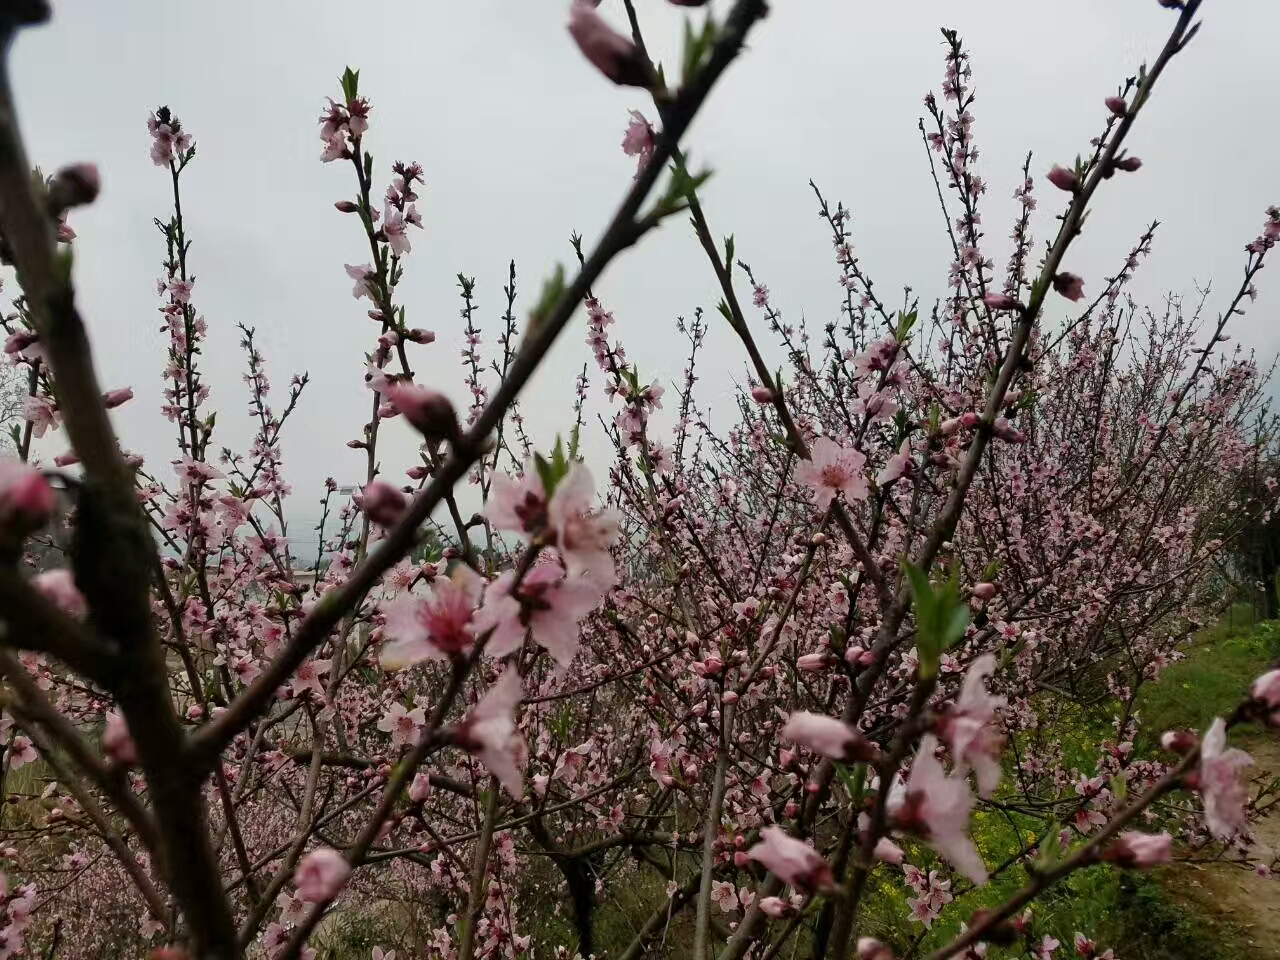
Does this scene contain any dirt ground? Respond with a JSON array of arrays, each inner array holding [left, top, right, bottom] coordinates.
[[1170, 736, 1280, 959]]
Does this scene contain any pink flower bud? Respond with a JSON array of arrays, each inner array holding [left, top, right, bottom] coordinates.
[[701, 656, 725, 676], [1105, 96, 1128, 116], [1047, 165, 1078, 192], [294, 847, 351, 902], [971, 582, 997, 601], [722, 690, 740, 705], [873, 837, 905, 865], [844, 644, 866, 666], [53, 451, 79, 468], [938, 417, 962, 436], [409, 772, 432, 802], [1103, 831, 1172, 868], [857, 939, 895, 960], [992, 418, 1026, 444], [186, 704, 204, 721], [983, 293, 1023, 312], [960, 411, 981, 428], [0, 461, 56, 535], [334, 200, 360, 213], [4, 329, 37, 354], [1112, 156, 1143, 173], [797, 652, 830, 673], [1251, 669, 1280, 709], [403, 328, 436, 344], [567, 1, 651, 87], [751, 386, 775, 403], [1052, 272, 1085, 302], [758, 896, 792, 918], [103, 710, 138, 766], [383, 382, 461, 444], [49, 163, 101, 210], [32, 569, 86, 619], [1159, 729, 1198, 755], [360, 480, 407, 527], [103, 387, 134, 409], [733, 850, 750, 867]]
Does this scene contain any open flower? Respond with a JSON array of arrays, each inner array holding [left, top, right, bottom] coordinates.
[[892, 735, 988, 884], [939, 654, 1005, 798], [546, 464, 619, 585], [476, 564, 605, 669], [381, 565, 485, 668], [1197, 717, 1252, 839], [795, 437, 868, 510], [376, 702, 425, 750], [455, 669, 525, 798], [746, 826, 835, 893]]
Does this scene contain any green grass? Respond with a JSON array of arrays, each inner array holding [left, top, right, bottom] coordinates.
[[1138, 604, 1276, 746]]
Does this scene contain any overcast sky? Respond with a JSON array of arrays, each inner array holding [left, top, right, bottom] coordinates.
[[9, 1, 1279, 546]]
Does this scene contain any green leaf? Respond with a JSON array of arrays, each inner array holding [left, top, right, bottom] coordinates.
[[724, 234, 735, 268], [904, 561, 970, 679], [895, 308, 919, 341], [528, 263, 567, 339], [340, 67, 360, 102]]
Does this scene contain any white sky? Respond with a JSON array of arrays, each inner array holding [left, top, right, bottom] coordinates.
[[9, 1, 1279, 547]]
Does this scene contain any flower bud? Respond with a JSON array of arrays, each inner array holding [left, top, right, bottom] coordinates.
[[334, 200, 360, 213], [384, 382, 461, 445], [403, 328, 437, 344], [567, 1, 652, 87], [1052, 272, 1085, 302], [1047, 164, 1079, 192], [1103, 830, 1172, 868], [360, 480, 407, 527], [103, 387, 134, 409], [1160, 728, 1198, 755], [48, 163, 101, 213], [983, 293, 1023, 312], [103, 710, 138, 766], [1112, 156, 1143, 173], [751, 386, 774, 403], [1105, 96, 1128, 116], [971, 582, 997, 601], [0, 461, 56, 536]]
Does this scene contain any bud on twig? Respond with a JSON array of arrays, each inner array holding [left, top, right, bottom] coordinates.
[[47, 163, 101, 215]]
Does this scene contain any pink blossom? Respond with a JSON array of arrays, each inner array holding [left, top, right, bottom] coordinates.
[[376, 702, 426, 749], [970, 582, 997, 601], [621, 110, 655, 173], [893, 735, 988, 883], [32, 569, 87, 619], [873, 837, 905, 865], [455, 669, 525, 798], [1034, 935, 1061, 960], [289, 658, 332, 700], [876, 440, 915, 488], [6, 735, 37, 769], [1046, 165, 1078, 192], [1105, 96, 1127, 116], [408, 772, 432, 803], [939, 654, 1005, 797], [103, 387, 134, 409], [1052, 272, 1085, 302], [795, 437, 869, 511], [1104, 831, 1172, 868], [983, 293, 1023, 311], [781, 712, 875, 763], [751, 386, 775, 403], [0, 461, 56, 534], [546, 463, 620, 585], [22, 395, 58, 438], [746, 825, 835, 893], [294, 847, 351, 903], [103, 711, 138, 766], [488, 470, 549, 535], [1251, 668, 1280, 722], [1197, 717, 1252, 839], [567, 1, 650, 87], [381, 566, 485, 668], [711, 880, 738, 913], [477, 564, 604, 669], [359, 480, 406, 527], [857, 940, 895, 960], [345, 263, 376, 300], [758, 896, 792, 918], [383, 203, 412, 255], [382, 382, 459, 443]]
